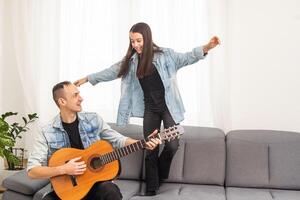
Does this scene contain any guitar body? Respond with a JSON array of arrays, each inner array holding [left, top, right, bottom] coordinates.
[[48, 140, 119, 200]]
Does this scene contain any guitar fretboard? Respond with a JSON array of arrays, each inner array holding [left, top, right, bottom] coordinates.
[[101, 138, 148, 165], [91, 125, 182, 168]]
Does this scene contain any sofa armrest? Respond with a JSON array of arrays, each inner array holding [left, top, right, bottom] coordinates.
[[33, 183, 55, 200], [3, 169, 49, 195]]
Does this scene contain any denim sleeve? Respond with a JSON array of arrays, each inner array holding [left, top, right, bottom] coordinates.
[[97, 115, 128, 148], [168, 46, 206, 71], [27, 130, 48, 172], [87, 61, 122, 85]]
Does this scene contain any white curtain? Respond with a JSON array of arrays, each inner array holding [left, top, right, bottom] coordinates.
[[1, 0, 228, 151], [0, 1, 3, 109]]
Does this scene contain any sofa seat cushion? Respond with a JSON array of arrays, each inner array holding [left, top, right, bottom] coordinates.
[[114, 179, 141, 200], [226, 187, 273, 200], [226, 187, 300, 200], [2, 190, 33, 200], [130, 183, 226, 200], [270, 189, 300, 200], [33, 183, 55, 200], [2, 169, 49, 195]]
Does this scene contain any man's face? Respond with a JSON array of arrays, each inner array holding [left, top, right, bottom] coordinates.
[[60, 84, 83, 112]]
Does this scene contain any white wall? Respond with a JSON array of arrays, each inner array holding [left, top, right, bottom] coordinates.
[[227, 0, 300, 131]]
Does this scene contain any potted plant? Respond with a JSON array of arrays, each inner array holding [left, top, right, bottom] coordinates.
[[0, 112, 38, 170]]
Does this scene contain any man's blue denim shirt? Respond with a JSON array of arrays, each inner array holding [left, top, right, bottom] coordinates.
[[27, 112, 128, 171]]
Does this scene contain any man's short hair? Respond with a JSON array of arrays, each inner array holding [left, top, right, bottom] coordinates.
[[52, 81, 72, 107]]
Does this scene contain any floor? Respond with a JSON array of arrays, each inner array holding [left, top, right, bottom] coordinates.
[[0, 185, 5, 199]]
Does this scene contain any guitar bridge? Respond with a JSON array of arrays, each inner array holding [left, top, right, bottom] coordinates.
[[69, 175, 78, 186]]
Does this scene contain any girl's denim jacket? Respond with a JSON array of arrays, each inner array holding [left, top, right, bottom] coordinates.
[[88, 46, 206, 126], [27, 112, 127, 171]]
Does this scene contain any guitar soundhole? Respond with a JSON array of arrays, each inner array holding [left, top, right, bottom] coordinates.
[[90, 157, 103, 169]]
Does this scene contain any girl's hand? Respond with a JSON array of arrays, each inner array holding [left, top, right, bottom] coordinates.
[[203, 36, 221, 53], [74, 77, 88, 87]]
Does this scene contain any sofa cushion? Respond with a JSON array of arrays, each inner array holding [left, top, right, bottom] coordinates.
[[226, 187, 300, 200], [109, 123, 144, 180], [269, 142, 300, 189], [112, 124, 226, 185], [33, 183, 55, 200], [166, 126, 226, 185], [132, 183, 226, 200], [2, 169, 49, 195], [114, 179, 141, 200], [226, 187, 273, 200], [226, 138, 269, 187], [226, 130, 300, 189], [2, 190, 33, 200], [270, 188, 300, 200]]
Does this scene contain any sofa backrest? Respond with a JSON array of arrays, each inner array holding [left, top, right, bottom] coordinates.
[[109, 123, 144, 180], [110, 123, 226, 186], [160, 126, 226, 186], [226, 130, 300, 190]]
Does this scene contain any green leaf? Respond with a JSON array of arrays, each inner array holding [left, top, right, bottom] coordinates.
[[0, 135, 14, 147], [28, 113, 38, 120], [3, 149, 20, 166], [0, 119, 9, 132], [1, 112, 18, 120], [16, 126, 24, 133], [0, 149, 4, 157], [11, 122, 19, 127], [22, 117, 28, 124], [7, 128, 16, 137]]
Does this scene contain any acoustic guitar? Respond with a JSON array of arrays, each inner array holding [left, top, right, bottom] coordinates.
[[48, 125, 184, 200]]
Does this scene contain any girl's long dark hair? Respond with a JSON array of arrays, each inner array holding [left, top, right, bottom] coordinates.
[[118, 22, 162, 78]]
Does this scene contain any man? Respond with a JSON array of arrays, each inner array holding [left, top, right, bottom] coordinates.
[[27, 81, 161, 200]]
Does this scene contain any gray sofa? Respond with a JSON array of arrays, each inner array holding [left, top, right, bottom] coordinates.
[[2, 124, 300, 200]]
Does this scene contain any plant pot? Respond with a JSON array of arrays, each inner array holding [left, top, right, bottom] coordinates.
[[4, 158, 26, 171]]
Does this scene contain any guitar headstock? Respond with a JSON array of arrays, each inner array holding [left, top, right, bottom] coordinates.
[[159, 125, 184, 142]]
